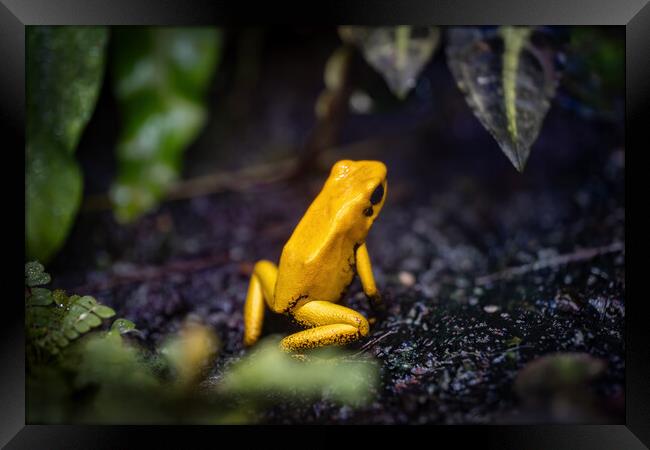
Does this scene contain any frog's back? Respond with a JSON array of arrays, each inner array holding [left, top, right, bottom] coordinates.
[[273, 196, 358, 312], [271, 159, 386, 313]]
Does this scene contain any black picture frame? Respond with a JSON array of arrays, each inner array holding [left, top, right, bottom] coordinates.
[[2, 0, 647, 447]]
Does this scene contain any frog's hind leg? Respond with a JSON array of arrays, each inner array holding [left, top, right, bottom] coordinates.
[[280, 301, 369, 352], [243, 260, 278, 346]]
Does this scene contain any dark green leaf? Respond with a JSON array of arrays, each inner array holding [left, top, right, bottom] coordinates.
[[26, 26, 109, 262], [26, 138, 83, 263], [27, 26, 109, 153]]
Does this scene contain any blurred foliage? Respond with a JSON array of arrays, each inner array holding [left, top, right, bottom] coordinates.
[[219, 339, 379, 406], [446, 26, 562, 172], [110, 27, 221, 223], [560, 27, 624, 118], [26, 26, 109, 263], [160, 320, 220, 389], [514, 352, 607, 421], [515, 352, 605, 396], [26, 263, 378, 424], [340, 26, 440, 99]]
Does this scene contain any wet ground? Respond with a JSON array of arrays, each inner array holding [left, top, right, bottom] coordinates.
[[49, 97, 625, 423]]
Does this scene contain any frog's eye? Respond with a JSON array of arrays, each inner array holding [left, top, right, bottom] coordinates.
[[370, 184, 384, 205]]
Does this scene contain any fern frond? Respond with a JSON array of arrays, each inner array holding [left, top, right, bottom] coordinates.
[[25, 262, 117, 361]]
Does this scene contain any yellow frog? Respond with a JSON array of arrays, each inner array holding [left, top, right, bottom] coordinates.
[[243, 159, 387, 352]]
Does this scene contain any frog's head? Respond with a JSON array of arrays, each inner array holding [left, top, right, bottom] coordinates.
[[324, 159, 388, 241]]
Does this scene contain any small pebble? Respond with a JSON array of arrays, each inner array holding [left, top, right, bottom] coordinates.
[[398, 271, 416, 287], [483, 305, 499, 313]]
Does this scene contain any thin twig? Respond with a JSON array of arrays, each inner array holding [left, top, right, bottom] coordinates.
[[475, 241, 624, 286], [348, 329, 398, 357], [82, 158, 300, 212], [72, 252, 231, 294]]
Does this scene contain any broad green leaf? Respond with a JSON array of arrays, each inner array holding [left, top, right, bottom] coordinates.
[[446, 27, 561, 172], [26, 137, 83, 262], [27, 26, 109, 153], [110, 27, 221, 223], [26, 26, 109, 262], [339, 26, 439, 99]]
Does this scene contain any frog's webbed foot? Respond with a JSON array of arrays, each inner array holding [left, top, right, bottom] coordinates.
[[280, 301, 369, 352], [243, 260, 278, 347]]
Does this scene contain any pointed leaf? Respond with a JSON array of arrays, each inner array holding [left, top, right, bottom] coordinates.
[[446, 26, 561, 171], [340, 26, 439, 99]]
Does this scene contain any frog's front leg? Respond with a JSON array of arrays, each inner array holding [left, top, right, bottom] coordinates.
[[356, 243, 381, 303], [281, 301, 369, 352], [243, 260, 278, 346]]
